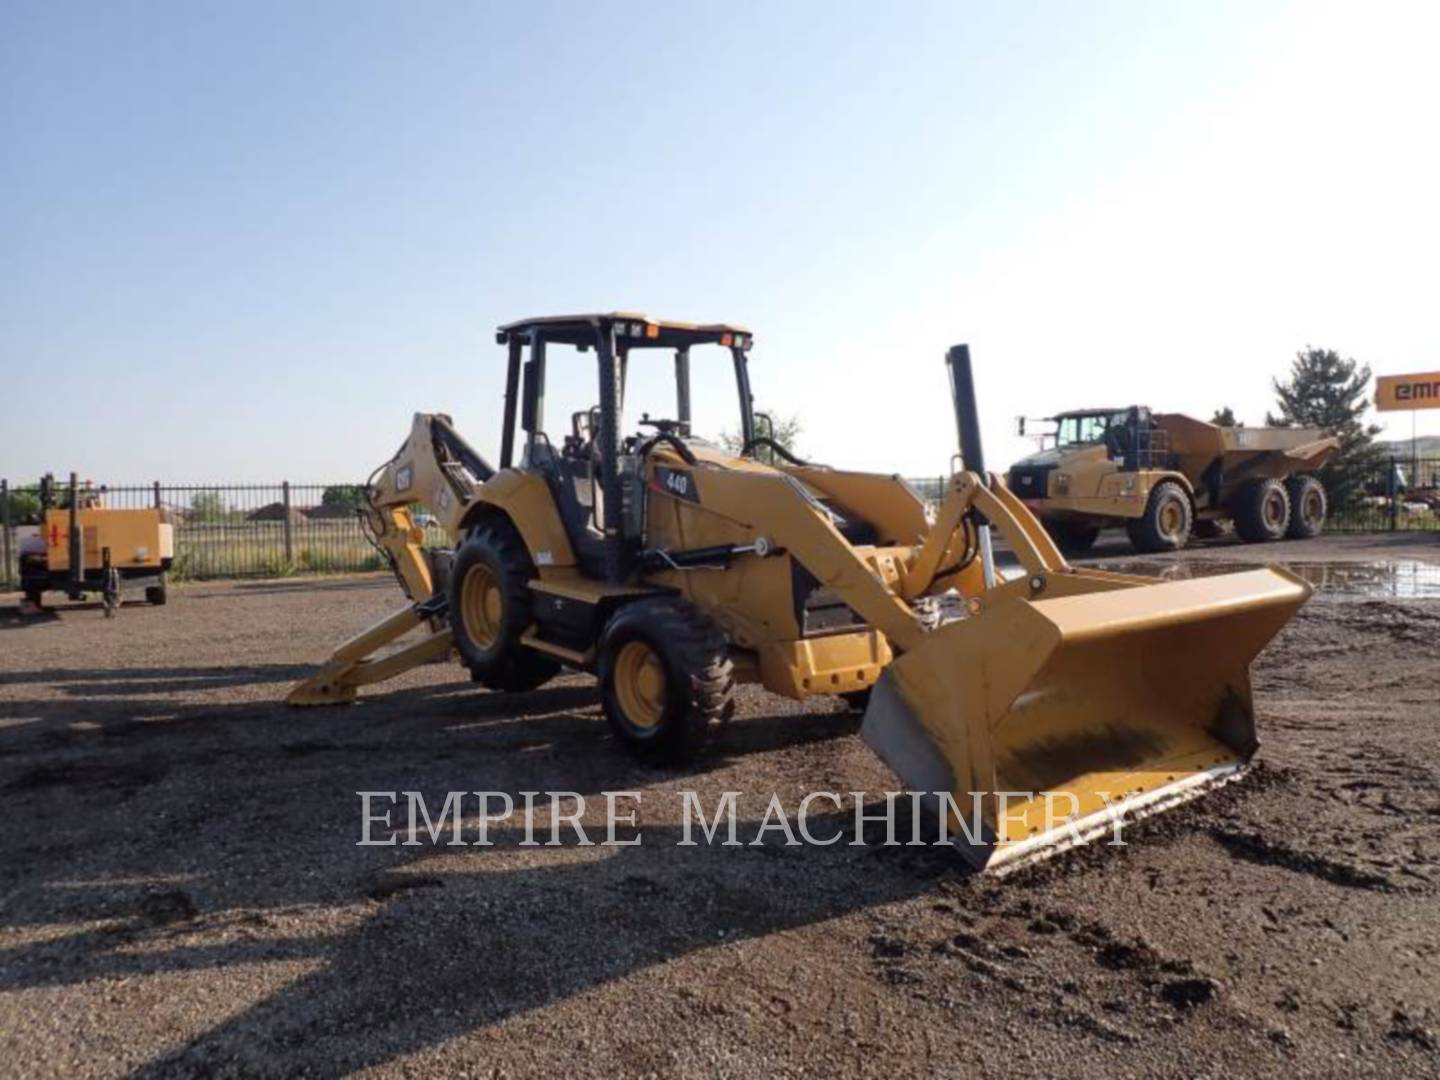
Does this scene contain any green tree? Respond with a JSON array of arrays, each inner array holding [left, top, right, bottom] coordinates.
[[719, 412, 805, 464], [1267, 347, 1381, 510], [1211, 406, 1240, 427], [3, 486, 41, 523], [190, 490, 228, 523], [321, 484, 368, 513]]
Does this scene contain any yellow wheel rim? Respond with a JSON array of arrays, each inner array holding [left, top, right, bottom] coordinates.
[[614, 641, 667, 731], [459, 563, 504, 649], [1159, 498, 1183, 538]]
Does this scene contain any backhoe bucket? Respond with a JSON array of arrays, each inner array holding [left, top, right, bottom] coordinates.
[[862, 567, 1310, 872]]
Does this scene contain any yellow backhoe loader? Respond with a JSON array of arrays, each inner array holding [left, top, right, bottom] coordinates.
[[289, 314, 1310, 871]]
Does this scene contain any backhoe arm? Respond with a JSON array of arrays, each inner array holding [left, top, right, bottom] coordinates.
[[364, 412, 494, 602], [289, 412, 493, 707]]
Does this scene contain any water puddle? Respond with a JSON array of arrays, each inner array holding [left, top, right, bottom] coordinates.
[[1086, 558, 1440, 599]]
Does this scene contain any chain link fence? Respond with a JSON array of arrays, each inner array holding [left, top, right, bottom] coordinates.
[[0, 480, 448, 588]]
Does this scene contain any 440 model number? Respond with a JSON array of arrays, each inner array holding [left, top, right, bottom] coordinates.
[[654, 466, 700, 503]]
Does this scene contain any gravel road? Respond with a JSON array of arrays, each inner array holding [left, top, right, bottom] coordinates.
[[2, 534, 1437, 1077]]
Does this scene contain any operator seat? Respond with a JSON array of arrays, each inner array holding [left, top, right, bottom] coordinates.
[[527, 436, 608, 577]]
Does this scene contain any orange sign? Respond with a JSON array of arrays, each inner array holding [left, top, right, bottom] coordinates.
[[1376, 372, 1440, 412]]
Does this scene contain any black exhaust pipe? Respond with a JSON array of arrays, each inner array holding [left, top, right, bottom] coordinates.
[[944, 344, 997, 586], [945, 344, 985, 474]]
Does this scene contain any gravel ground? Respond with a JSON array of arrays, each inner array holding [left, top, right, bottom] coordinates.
[[1, 534, 1438, 1077]]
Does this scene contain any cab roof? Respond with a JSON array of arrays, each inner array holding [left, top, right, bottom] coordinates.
[[497, 312, 752, 351], [1051, 407, 1135, 419]]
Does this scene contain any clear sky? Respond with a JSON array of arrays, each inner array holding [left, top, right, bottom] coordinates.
[[4, 0, 1438, 484]]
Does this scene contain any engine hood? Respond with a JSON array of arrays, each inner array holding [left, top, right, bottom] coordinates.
[[1011, 447, 1065, 470]]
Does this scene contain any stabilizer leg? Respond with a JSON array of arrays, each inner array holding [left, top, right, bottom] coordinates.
[[287, 603, 454, 706]]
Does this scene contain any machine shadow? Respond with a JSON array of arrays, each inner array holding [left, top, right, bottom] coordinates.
[[1, 672, 941, 1079]]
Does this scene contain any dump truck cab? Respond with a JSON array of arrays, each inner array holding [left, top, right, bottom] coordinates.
[[1010, 406, 1339, 555]]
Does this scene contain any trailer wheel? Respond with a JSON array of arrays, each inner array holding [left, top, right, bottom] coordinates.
[[1045, 520, 1101, 556], [599, 597, 733, 765], [1233, 478, 1291, 543], [449, 522, 559, 690], [1285, 475, 1327, 539], [1126, 481, 1192, 553]]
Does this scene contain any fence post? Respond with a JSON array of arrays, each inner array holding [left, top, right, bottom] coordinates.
[[1386, 456, 1397, 532], [1, 479, 11, 591], [153, 480, 161, 510], [282, 481, 294, 564]]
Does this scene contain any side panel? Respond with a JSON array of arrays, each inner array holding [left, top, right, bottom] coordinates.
[[44, 510, 167, 571], [465, 469, 577, 570]]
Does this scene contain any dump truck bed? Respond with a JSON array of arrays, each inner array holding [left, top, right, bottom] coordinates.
[[1154, 414, 1337, 483]]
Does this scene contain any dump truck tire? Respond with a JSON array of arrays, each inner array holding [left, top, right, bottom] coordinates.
[[1233, 478, 1291, 543], [449, 522, 558, 689], [599, 597, 734, 765], [1045, 520, 1101, 556], [1126, 481, 1193, 553], [1285, 474, 1327, 539]]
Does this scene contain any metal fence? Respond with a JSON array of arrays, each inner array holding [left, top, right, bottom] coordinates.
[[906, 455, 1440, 534], [0, 480, 448, 588], [3, 459, 1436, 588]]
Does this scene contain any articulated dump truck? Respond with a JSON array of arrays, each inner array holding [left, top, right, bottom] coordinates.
[[290, 314, 1311, 872], [1008, 408, 1338, 555]]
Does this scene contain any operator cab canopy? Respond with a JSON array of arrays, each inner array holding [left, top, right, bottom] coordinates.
[[494, 312, 761, 578], [495, 312, 757, 460]]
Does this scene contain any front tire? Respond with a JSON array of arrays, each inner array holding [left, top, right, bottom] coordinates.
[[1233, 478, 1291, 543], [449, 522, 560, 691], [1126, 481, 1193, 553], [1285, 475, 1327, 539], [598, 598, 734, 765]]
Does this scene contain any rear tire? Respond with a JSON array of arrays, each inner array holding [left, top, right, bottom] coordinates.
[[1045, 520, 1100, 556], [449, 521, 560, 691], [1284, 475, 1327, 539], [1233, 478, 1291, 543], [598, 597, 734, 765], [1125, 481, 1193, 553], [145, 575, 168, 606]]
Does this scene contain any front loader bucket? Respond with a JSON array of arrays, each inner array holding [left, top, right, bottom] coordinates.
[[862, 567, 1310, 872]]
